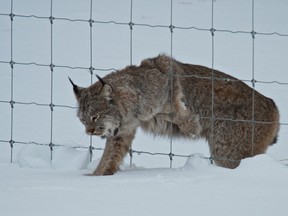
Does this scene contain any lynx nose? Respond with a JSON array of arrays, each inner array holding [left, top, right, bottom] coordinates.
[[86, 128, 95, 135]]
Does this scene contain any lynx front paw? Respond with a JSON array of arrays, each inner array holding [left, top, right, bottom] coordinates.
[[89, 166, 118, 176], [178, 114, 202, 137]]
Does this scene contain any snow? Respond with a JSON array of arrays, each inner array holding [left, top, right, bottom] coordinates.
[[1, 155, 288, 216], [1, 0, 288, 216]]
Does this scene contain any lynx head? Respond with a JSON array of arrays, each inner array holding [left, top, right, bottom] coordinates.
[[69, 76, 121, 138]]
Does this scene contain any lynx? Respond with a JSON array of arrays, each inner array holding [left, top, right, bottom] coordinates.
[[69, 55, 279, 176]]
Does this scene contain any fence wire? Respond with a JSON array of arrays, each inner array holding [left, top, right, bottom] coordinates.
[[0, 0, 288, 167]]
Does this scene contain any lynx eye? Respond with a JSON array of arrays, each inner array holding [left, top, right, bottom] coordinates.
[[91, 115, 100, 122], [80, 118, 86, 123]]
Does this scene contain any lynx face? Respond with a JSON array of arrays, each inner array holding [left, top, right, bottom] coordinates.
[[78, 98, 121, 138], [69, 76, 121, 138]]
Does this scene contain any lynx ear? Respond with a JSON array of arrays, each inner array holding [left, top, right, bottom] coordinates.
[[68, 77, 84, 101], [96, 75, 113, 100]]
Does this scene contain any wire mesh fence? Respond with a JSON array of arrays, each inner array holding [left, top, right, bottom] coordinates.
[[0, 0, 288, 168]]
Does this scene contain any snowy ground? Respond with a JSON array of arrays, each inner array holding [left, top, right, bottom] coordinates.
[[1, 0, 288, 216], [1, 155, 288, 216]]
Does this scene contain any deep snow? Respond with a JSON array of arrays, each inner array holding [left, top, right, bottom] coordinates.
[[0, 0, 288, 215], [1, 155, 288, 216]]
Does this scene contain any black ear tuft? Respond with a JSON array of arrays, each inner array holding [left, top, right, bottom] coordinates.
[[68, 77, 76, 88], [68, 77, 84, 100], [96, 74, 106, 86], [68, 77, 74, 86], [68, 77, 78, 94]]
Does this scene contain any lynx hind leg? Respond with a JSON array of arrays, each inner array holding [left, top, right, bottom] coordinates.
[[208, 124, 243, 169], [210, 143, 241, 169]]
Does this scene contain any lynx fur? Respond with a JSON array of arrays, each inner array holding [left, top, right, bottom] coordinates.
[[69, 55, 279, 176]]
